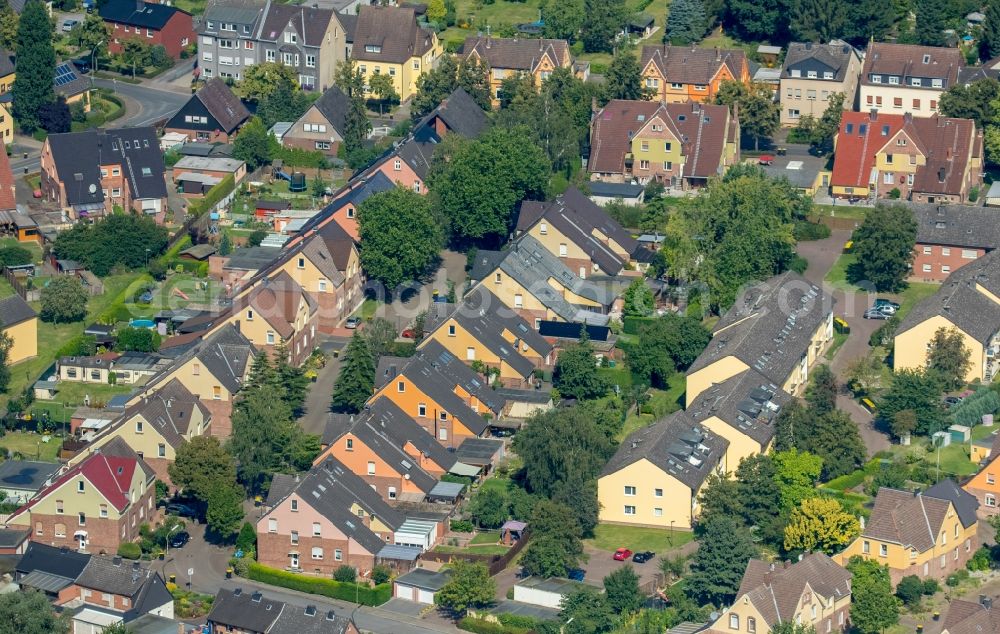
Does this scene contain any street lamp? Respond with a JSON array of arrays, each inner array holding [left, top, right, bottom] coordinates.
[[669, 520, 675, 547], [91, 41, 105, 87], [145, 248, 151, 268], [164, 523, 182, 559]]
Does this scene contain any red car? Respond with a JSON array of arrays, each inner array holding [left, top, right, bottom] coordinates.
[[401, 328, 415, 338], [613, 548, 633, 561]]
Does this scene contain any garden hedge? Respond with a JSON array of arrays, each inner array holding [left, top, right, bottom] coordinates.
[[246, 562, 391, 606]]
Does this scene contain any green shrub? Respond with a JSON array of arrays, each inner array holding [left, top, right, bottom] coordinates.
[[950, 387, 1000, 426], [117, 542, 142, 559], [457, 617, 510, 634], [187, 174, 236, 217], [622, 316, 657, 335], [246, 562, 391, 605], [922, 578, 939, 595], [235, 521, 256, 553], [967, 545, 992, 572], [334, 565, 357, 583], [371, 564, 391, 585], [895, 575, 924, 606], [793, 220, 832, 241], [451, 519, 475, 532], [789, 255, 808, 274], [970, 185, 980, 203]]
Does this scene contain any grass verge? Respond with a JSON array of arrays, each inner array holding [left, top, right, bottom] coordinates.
[[586, 523, 695, 553]]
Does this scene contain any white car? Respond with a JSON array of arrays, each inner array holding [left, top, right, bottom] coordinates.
[[62, 19, 79, 32]]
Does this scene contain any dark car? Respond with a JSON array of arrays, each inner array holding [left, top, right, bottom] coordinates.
[[165, 503, 198, 519], [169, 531, 190, 548], [944, 395, 964, 408], [863, 307, 891, 320], [72, 57, 92, 74], [632, 551, 655, 564], [567, 568, 586, 581]]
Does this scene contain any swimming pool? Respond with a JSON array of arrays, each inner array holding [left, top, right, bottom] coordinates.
[[129, 319, 155, 329]]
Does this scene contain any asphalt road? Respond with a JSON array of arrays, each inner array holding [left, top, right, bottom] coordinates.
[[92, 78, 189, 127]]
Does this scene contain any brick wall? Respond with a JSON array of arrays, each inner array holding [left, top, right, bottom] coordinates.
[[965, 485, 1000, 518], [888, 538, 978, 586], [201, 397, 233, 438], [911, 243, 987, 282], [256, 531, 376, 576]]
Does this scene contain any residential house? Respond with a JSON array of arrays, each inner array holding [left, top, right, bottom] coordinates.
[[911, 203, 1000, 282], [198, 1, 349, 89], [515, 186, 642, 277], [134, 324, 254, 438], [894, 249, 1000, 382], [58, 355, 114, 384], [80, 379, 212, 486], [0, 293, 36, 364], [208, 245, 282, 287], [780, 42, 862, 127], [706, 553, 852, 634], [418, 286, 554, 387], [963, 434, 1000, 517], [830, 111, 982, 203], [588, 99, 740, 188], [0, 51, 13, 143], [72, 554, 174, 619], [112, 352, 171, 385], [639, 45, 751, 103], [282, 85, 350, 157], [598, 411, 728, 529], [0, 460, 61, 504], [14, 542, 91, 602], [6, 437, 157, 554], [461, 36, 573, 106], [207, 587, 358, 634], [836, 480, 979, 584], [164, 78, 251, 143], [859, 42, 963, 117], [259, 234, 350, 331], [469, 234, 617, 327], [101, 0, 194, 59], [40, 127, 169, 221], [373, 340, 506, 449], [51, 62, 92, 113], [940, 597, 1000, 634], [257, 457, 425, 576], [309, 172, 395, 242], [685, 271, 835, 405], [351, 5, 440, 100], [0, 150, 39, 244], [416, 87, 491, 140], [686, 369, 790, 472], [172, 156, 246, 195]]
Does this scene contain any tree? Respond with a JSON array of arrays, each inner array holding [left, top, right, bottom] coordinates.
[[469, 487, 508, 529], [914, 0, 948, 46], [847, 557, 900, 634], [561, 586, 616, 634], [849, 203, 917, 292], [604, 48, 651, 102], [723, 0, 790, 42], [804, 364, 837, 416], [334, 59, 371, 159], [115, 326, 160, 352], [520, 535, 581, 577], [40, 276, 87, 323], [257, 79, 308, 128], [247, 229, 268, 248], [0, 2, 17, 52], [841, 0, 895, 46], [120, 38, 151, 78], [666, 0, 706, 44], [11, 0, 54, 132], [99, 624, 130, 634], [926, 327, 972, 390], [513, 408, 614, 499], [845, 347, 886, 396], [0, 589, 68, 634], [357, 187, 442, 290], [686, 515, 758, 606], [429, 126, 549, 245], [622, 279, 654, 317], [895, 575, 926, 607], [543, 0, 585, 40], [716, 81, 779, 151], [232, 117, 273, 170], [434, 561, 496, 615], [38, 95, 70, 133], [984, 0, 1000, 60], [455, 56, 491, 110], [53, 214, 168, 276], [628, 314, 711, 387], [783, 497, 860, 554], [878, 368, 946, 436], [236, 521, 257, 553], [603, 566, 642, 615], [890, 409, 917, 441], [236, 62, 298, 101], [807, 410, 866, 480], [939, 79, 1000, 128], [169, 436, 238, 503], [790, 0, 845, 42], [580, 0, 626, 53], [735, 453, 782, 535], [697, 471, 743, 527], [426, 0, 446, 23], [411, 55, 490, 119], [553, 333, 607, 400], [0, 331, 10, 393], [362, 317, 398, 361], [368, 72, 399, 116], [331, 331, 375, 413], [773, 449, 823, 513], [771, 624, 818, 634], [205, 482, 245, 540]]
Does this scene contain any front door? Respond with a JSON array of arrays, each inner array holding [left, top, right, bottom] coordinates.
[[290, 553, 299, 569]]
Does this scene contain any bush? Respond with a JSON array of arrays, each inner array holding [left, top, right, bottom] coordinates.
[[187, 175, 236, 217], [789, 255, 809, 274], [371, 564, 391, 585], [922, 578, 939, 595], [622, 316, 657, 335], [333, 565, 357, 583], [946, 569, 970, 586], [793, 220, 832, 241], [0, 246, 33, 267], [451, 519, 475, 532], [235, 521, 256, 553], [458, 617, 517, 634], [967, 545, 992, 572], [889, 187, 901, 199], [895, 575, 924, 606], [246, 563, 391, 605], [970, 185, 980, 203], [950, 387, 1000, 426], [117, 542, 142, 559]]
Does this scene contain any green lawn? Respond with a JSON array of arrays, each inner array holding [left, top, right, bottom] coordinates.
[[824, 330, 849, 361], [0, 431, 61, 461], [470, 530, 501, 545], [31, 381, 134, 423], [433, 543, 511, 555], [617, 373, 686, 441], [824, 255, 938, 321], [478, 477, 512, 494], [586, 523, 694, 553]]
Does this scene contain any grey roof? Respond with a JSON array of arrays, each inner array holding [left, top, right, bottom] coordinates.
[[493, 234, 616, 324], [118, 378, 210, 448], [269, 603, 354, 634], [52, 62, 90, 99], [686, 368, 790, 446], [454, 437, 504, 466], [601, 411, 729, 490], [208, 588, 282, 632], [363, 396, 458, 471], [467, 249, 506, 282], [59, 355, 113, 369], [912, 203, 1000, 250], [309, 85, 351, 136], [782, 42, 858, 82], [16, 542, 91, 580], [0, 293, 36, 327], [174, 155, 244, 173], [0, 459, 61, 493], [19, 570, 75, 593], [47, 127, 166, 205], [0, 527, 28, 548], [395, 567, 451, 591], [348, 417, 440, 494], [758, 145, 828, 190], [588, 181, 644, 198], [114, 352, 167, 371], [897, 248, 1000, 344], [925, 478, 979, 528], [322, 413, 355, 445], [687, 271, 834, 387], [495, 387, 552, 404], [223, 245, 282, 271], [258, 3, 337, 47], [417, 87, 490, 138], [202, 0, 264, 27], [126, 613, 198, 634], [959, 66, 1000, 84], [75, 556, 156, 597], [736, 553, 852, 629], [265, 473, 299, 507], [179, 244, 217, 260], [429, 480, 466, 498]]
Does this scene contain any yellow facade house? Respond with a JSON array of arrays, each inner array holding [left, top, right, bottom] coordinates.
[[835, 480, 979, 585], [461, 36, 574, 106], [686, 369, 790, 472], [686, 271, 834, 406], [894, 249, 1000, 382], [706, 553, 853, 634], [598, 411, 728, 530], [351, 5, 441, 101], [0, 294, 37, 365]]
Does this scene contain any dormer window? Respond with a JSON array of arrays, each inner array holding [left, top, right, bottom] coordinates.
[[365, 44, 381, 54], [889, 76, 899, 85], [871, 75, 881, 84], [823, 71, 833, 79], [923, 54, 931, 64], [790, 69, 801, 78], [285, 32, 297, 44]]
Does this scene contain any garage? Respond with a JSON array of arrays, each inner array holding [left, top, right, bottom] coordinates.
[[392, 568, 452, 605]]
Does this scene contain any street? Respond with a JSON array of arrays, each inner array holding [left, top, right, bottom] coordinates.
[[92, 77, 190, 127]]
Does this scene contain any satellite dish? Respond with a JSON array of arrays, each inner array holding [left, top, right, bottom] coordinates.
[[88, 184, 97, 194]]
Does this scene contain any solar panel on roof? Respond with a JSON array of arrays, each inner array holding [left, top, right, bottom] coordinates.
[[54, 64, 77, 86]]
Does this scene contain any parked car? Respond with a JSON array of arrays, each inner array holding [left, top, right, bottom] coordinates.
[[863, 307, 891, 320], [567, 568, 586, 581], [613, 548, 633, 561], [165, 503, 198, 519], [62, 19, 79, 32], [632, 551, 655, 564], [874, 299, 900, 311], [169, 531, 190, 548], [944, 395, 964, 408], [345, 317, 361, 329], [401, 328, 415, 338], [72, 57, 92, 74]]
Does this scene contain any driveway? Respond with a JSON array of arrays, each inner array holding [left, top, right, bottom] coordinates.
[[297, 336, 347, 436]]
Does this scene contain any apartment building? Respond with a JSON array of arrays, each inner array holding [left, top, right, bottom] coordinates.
[[858, 42, 963, 117], [780, 42, 862, 126]]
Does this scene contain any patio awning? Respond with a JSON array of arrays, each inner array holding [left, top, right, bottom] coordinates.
[[429, 481, 466, 500], [19, 570, 74, 593], [377, 544, 422, 561], [448, 462, 481, 477]]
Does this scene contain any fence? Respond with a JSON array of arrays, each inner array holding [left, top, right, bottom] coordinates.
[[421, 529, 531, 576], [3, 268, 39, 302]]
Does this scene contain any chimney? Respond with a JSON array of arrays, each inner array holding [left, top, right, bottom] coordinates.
[[715, 47, 721, 62], [981, 595, 993, 610], [904, 112, 912, 123], [805, 42, 812, 50], [869, 109, 878, 121]]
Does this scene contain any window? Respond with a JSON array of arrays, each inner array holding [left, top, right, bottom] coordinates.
[[78, 480, 86, 492], [266, 331, 275, 345], [665, 142, 672, 152], [79, 512, 86, 526], [268, 517, 278, 532], [100, 504, 108, 518], [311, 547, 323, 560], [748, 617, 756, 633], [624, 505, 636, 515], [246, 309, 254, 321], [266, 50, 275, 62], [388, 487, 397, 499], [871, 75, 882, 83], [963, 250, 978, 259], [884, 172, 894, 184], [439, 428, 448, 441], [910, 78, 921, 87], [879, 544, 888, 557], [942, 265, 951, 274], [367, 461, 375, 475], [653, 508, 663, 517], [413, 182, 421, 194], [909, 155, 916, 165], [397, 380, 405, 393], [823, 72, 833, 80], [466, 346, 476, 360], [670, 82, 683, 89], [807, 89, 816, 100], [730, 615, 739, 630], [213, 386, 221, 400], [90, 370, 100, 380], [417, 403, 427, 417], [894, 97, 903, 107], [56, 500, 64, 514], [290, 530, 299, 544], [932, 78, 943, 88], [335, 549, 343, 561], [157, 443, 165, 457], [988, 473, 996, 485], [244, 41, 254, 49], [886, 154, 894, 164], [913, 99, 921, 110], [219, 39, 234, 49], [624, 486, 636, 496], [942, 247, 951, 256], [663, 161, 672, 170], [318, 280, 327, 292], [306, 55, 315, 68], [922, 264, 932, 273], [889, 76, 900, 85], [290, 499, 298, 512], [304, 123, 327, 133], [788, 108, 800, 119], [111, 188, 121, 197], [312, 522, 321, 536], [494, 272, 502, 284], [559, 244, 567, 257], [640, 141, 649, 152], [365, 44, 381, 53], [794, 88, 801, 99], [862, 540, 870, 554], [285, 32, 297, 43], [448, 324, 456, 336], [54, 523, 66, 537], [514, 294, 523, 308]]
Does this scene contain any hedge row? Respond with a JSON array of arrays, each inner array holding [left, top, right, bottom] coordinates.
[[188, 174, 236, 217], [950, 387, 1000, 426], [623, 316, 658, 335], [245, 562, 391, 606], [458, 617, 530, 634]]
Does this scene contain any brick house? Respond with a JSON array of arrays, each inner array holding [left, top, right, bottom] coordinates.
[[963, 435, 1000, 518], [910, 203, 1000, 282], [940, 597, 1000, 633], [282, 85, 350, 157], [461, 36, 574, 106], [163, 78, 251, 143], [208, 587, 359, 634], [6, 437, 157, 554], [101, 0, 194, 59], [72, 554, 174, 618]]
